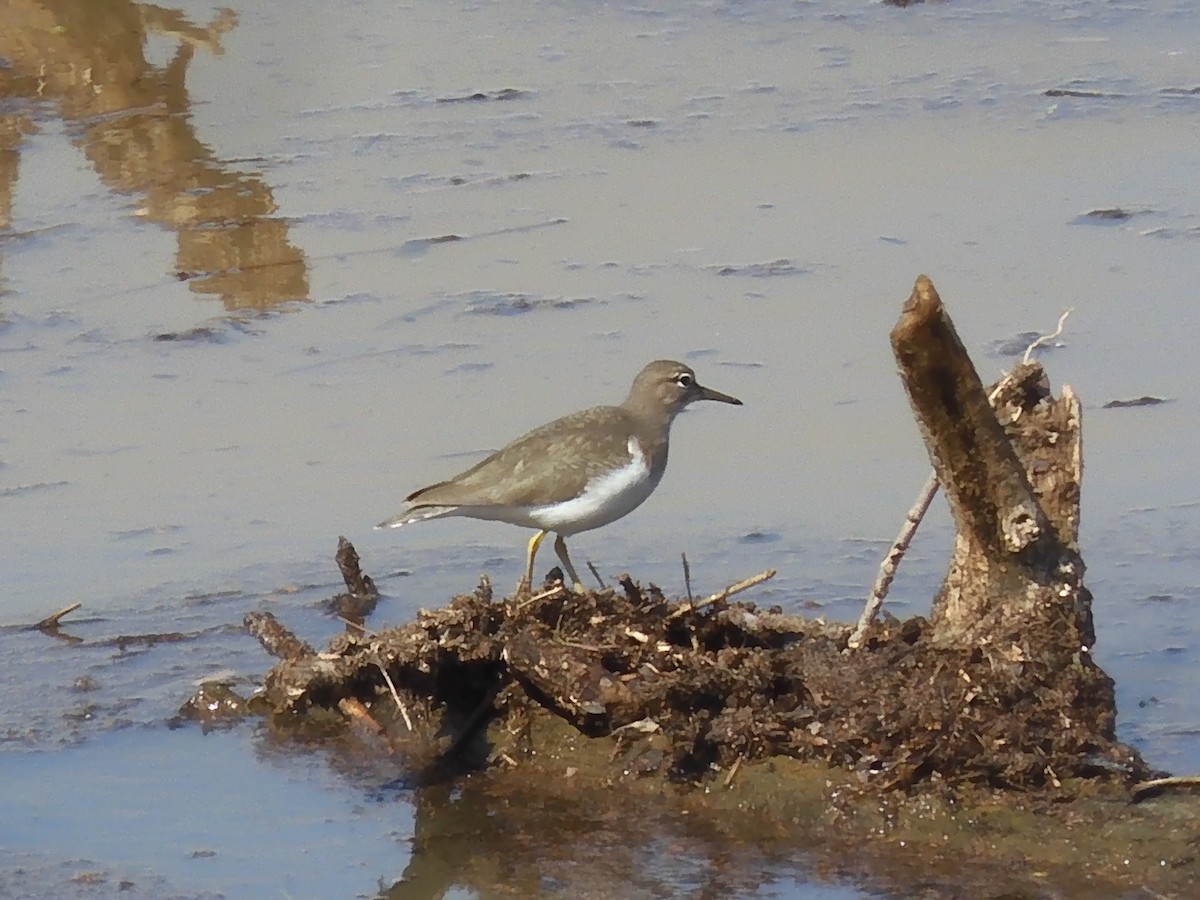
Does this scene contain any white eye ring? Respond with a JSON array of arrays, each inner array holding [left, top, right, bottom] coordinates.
[[676, 372, 693, 387]]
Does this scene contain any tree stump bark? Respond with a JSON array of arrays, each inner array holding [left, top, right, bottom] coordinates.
[[891, 276, 1094, 655]]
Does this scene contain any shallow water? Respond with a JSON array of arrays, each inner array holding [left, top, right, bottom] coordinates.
[[2, 0, 1199, 896]]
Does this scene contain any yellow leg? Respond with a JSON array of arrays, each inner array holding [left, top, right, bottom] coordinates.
[[524, 529, 548, 589], [553, 534, 586, 594]]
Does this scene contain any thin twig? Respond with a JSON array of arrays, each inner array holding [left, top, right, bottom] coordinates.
[[587, 561, 606, 590], [516, 583, 568, 611], [723, 755, 744, 788], [848, 309, 1075, 648], [1023, 308, 1073, 364], [666, 569, 776, 620], [555, 637, 616, 652], [847, 473, 938, 649], [338, 616, 376, 635], [1131, 774, 1200, 802], [375, 659, 413, 732], [681, 553, 694, 611]]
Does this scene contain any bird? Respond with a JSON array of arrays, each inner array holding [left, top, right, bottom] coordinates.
[[376, 359, 742, 592]]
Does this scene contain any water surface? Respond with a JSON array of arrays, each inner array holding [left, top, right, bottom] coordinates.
[[2, 0, 1199, 896]]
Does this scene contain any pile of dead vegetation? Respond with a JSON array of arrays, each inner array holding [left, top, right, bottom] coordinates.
[[239, 561, 1147, 794]]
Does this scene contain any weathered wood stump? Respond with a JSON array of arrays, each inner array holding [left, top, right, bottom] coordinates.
[[893, 276, 1093, 653]]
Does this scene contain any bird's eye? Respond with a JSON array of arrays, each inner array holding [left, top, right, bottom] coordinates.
[[676, 372, 692, 387]]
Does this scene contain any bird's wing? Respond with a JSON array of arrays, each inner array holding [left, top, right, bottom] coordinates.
[[405, 406, 638, 508]]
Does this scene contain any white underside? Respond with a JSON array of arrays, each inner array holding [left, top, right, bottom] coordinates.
[[409, 436, 655, 535], [379, 437, 659, 535], [526, 437, 657, 534]]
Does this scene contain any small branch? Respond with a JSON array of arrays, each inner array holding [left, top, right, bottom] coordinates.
[[847, 472, 938, 649], [681, 553, 694, 610], [335, 536, 378, 598], [555, 637, 615, 652], [376, 659, 414, 732], [723, 755, 744, 788], [586, 561, 606, 590], [1131, 774, 1200, 802], [338, 616, 375, 635], [1022, 308, 1073, 364], [35, 601, 82, 632], [516, 583, 568, 611], [666, 570, 776, 620], [244, 611, 315, 662]]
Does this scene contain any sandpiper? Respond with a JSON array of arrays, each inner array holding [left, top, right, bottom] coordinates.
[[377, 359, 742, 591]]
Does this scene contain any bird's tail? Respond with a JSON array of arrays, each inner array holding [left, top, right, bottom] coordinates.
[[374, 506, 457, 530]]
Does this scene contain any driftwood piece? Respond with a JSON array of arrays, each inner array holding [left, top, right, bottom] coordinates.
[[335, 534, 377, 597], [35, 601, 83, 632], [325, 535, 380, 623], [891, 276, 1092, 651], [245, 610, 315, 662]]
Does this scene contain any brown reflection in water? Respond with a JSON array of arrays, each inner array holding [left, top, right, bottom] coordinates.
[[386, 780, 783, 900], [0, 2, 309, 310]]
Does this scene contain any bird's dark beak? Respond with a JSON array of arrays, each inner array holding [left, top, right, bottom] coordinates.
[[695, 384, 742, 406]]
